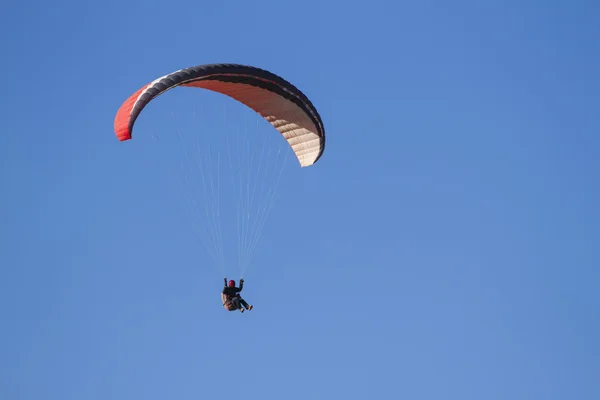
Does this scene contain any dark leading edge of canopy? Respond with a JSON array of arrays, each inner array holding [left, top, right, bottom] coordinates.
[[129, 64, 326, 161]]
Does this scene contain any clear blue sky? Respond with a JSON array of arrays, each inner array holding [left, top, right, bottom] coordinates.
[[1, 0, 599, 399]]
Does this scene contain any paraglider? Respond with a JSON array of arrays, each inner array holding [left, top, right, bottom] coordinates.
[[113, 63, 326, 313], [221, 278, 253, 313]]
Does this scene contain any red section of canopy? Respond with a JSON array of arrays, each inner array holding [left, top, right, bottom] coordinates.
[[114, 84, 149, 141]]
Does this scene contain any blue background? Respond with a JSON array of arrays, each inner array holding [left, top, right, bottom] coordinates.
[[1, 0, 599, 399]]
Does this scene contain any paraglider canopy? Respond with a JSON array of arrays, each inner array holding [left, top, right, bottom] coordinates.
[[114, 63, 326, 167]]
